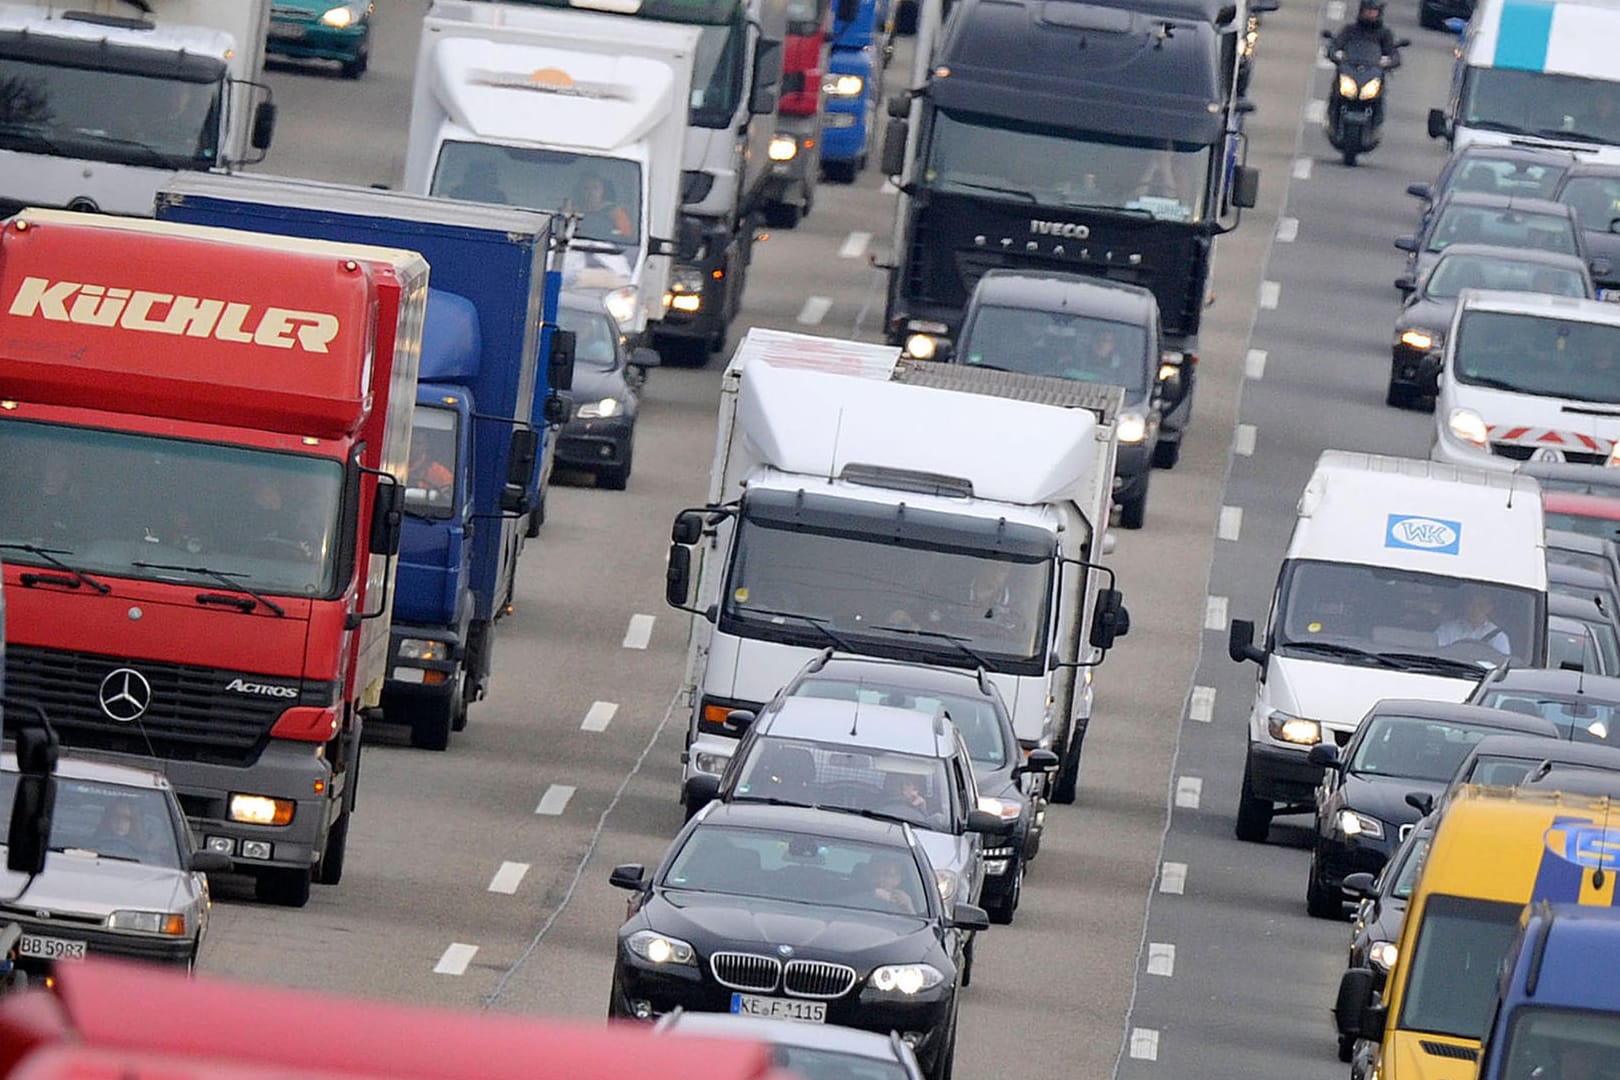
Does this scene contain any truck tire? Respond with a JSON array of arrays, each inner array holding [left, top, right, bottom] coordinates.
[[1234, 763, 1273, 843], [1119, 481, 1148, 530], [1050, 721, 1086, 804], [255, 867, 312, 908], [410, 696, 454, 752], [317, 810, 350, 886], [1152, 437, 1181, 469]]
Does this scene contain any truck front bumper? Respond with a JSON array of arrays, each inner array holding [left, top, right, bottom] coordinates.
[[821, 102, 868, 162], [165, 742, 334, 873], [1246, 740, 1323, 808]]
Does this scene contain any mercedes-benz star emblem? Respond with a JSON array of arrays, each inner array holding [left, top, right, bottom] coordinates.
[[98, 668, 152, 723]]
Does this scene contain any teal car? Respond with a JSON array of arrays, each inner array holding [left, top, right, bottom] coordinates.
[[267, 2, 373, 79]]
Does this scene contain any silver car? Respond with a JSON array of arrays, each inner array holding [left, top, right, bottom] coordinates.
[[0, 754, 225, 971], [657, 1011, 927, 1080]]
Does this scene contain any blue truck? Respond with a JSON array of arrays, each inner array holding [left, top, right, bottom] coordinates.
[[1475, 901, 1620, 1080], [820, 0, 890, 183], [155, 174, 572, 751]]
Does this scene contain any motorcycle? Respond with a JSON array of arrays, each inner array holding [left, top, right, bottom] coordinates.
[[1320, 31, 1411, 165]]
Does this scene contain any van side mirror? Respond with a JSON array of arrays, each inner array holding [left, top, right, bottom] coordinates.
[[501, 428, 540, 513], [542, 394, 572, 427], [549, 328, 576, 393], [250, 100, 277, 152], [1089, 587, 1127, 650], [672, 510, 705, 545], [1341, 872, 1377, 899], [1427, 108, 1449, 140], [631, 346, 662, 370], [666, 544, 693, 607], [1334, 968, 1385, 1042], [1394, 275, 1416, 293], [749, 38, 784, 114], [1228, 618, 1266, 664], [609, 863, 648, 891], [1406, 791, 1435, 817], [880, 117, 909, 178], [1406, 182, 1432, 200], [1015, 748, 1060, 778], [676, 216, 706, 261], [369, 480, 403, 555], [1231, 165, 1260, 209]]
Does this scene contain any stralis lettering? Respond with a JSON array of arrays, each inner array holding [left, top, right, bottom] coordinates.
[[1029, 220, 1090, 239], [225, 678, 300, 699], [7, 276, 342, 354]]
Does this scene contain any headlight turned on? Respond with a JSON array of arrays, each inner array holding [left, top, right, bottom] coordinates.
[[578, 398, 622, 420], [605, 287, 640, 328], [1368, 940, 1398, 971], [1447, 408, 1489, 448], [933, 869, 958, 903], [1267, 711, 1321, 746], [1398, 328, 1441, 351], [626, 930, 696, 965], [229, 794, 294, 826], [1338, 809, 1384, 839], [768, 135, 799, 162], [1117, 411, 1148, 444], [976, 795, 1022, 820], [868, 963, 945, 994], [824, 74, 865, 97]]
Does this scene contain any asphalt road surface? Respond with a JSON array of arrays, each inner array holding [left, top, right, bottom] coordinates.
[[193, 3, 1458, 1078]]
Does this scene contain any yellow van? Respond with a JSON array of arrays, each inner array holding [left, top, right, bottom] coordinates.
[[1334, 785, 1620, 1080]]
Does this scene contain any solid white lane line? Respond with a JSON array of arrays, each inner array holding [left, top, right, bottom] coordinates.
[[488, 862, 530, 895], [1234, 423, 1257, 457], [1244, 348, 1268, 379], [1160, 861, 1188, 894], [1175, 776, 1203, 809], [1276, 216, 1299, 243], [797, 296, 833, 325], [1305, 99, 1327, 125], [622, 614, 655, 650], [1218, 505, 1244, 542], [1293, 156, 1314, 180], [1189, 685, 1216, 723], [1130, 1028, 1161, 1061], [839, 231, 872, 259], [1204, 595, 1228, 631], [1146, 942, 1177, 977], [1259, 280, 1281, 309], [434, 943, 478, 975], [535, 784, 576, 816], [582, 701, 619, 733]]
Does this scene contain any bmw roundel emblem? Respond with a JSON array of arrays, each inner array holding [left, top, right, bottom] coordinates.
[[777, 944, 794, 957]]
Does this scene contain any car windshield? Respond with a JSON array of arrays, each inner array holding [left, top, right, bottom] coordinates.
[[1474, 690, 1619, 743], [733, 735, 954, 832], [663, 826, 930, 917], [1558, 175, 1620, 232], [1453, 310, 1620, 404], [690, 22, 745, 128], [1424, 205, 1578, 256], [404, 405, 459, 521], [1459, 753, 1541, 787], [1398, 894, 1525, 1039], [962, 309, 1149, 392], [0, 418, 346, 598], [0, 773, 181, 870], [923, 109, 1213, 223], [0, 55, 223, 169], [791, 677, 1011, 768], [559, 305, 620, 372], [1445, 157, 1569, 201], [1500, 1007, 1620, 1080], [1275, 560, 1541, 668], [1389, 835, 1430, 900], [1424, 254, 1589, 300], [1461, 66, 1620, 148], [1562, 611, 1620, 674], [432, 141, 642, 246], [1546, 510, 1620, 544], [1348, 716, 1503, 781]]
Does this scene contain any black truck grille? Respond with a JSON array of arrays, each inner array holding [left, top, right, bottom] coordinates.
[[4, 645, 312, 767]]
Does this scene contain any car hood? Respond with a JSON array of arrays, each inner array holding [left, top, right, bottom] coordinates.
[[1268, 656, 1475, 736], [1340, 772, 1447, 828], [0, 854, 189, 920], [566, 367, 634, 418], [646, 890, 938, 967]]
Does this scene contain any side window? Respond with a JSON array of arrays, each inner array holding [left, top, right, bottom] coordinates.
[[950, 748, 976, 822]]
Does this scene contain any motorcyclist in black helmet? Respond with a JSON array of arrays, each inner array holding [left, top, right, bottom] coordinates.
[[1328, 0, 1403, 69]]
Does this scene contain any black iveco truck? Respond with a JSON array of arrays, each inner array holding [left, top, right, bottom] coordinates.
[[880, 0, 1261, 466]]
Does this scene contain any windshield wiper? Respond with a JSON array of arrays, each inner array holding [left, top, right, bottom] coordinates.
[[130, 562, 286, 618], [737, 606, 855, 653], [66, 130, 176, 168], [871, 624, 996, 672], [0, 123, 67, 155], [1563, 403, 1620, 416], [1059, 200, 1154, 218], [1278, 640, 1400, 668], [938, 179, 1037, 203], [51, 846, 140, 863], [0, 543, 110, 594], [1460, 374, 1529, 393], [1465, 119, 1534, 136], [813, 804, 920, 829], [1536, 128, 1610, 145], [1375, 651, 1496, 677]]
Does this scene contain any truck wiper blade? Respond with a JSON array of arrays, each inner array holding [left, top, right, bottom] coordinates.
[[0, 123, 65, 155], [738, 606, 855, 653], [67, 130, 176, 168], [1536, 128, 1608, 145], [1375, 651, 1494, 677], [938, 179, 1037, 203], [870, 625, 996, 672], [129, 562, 286, 618], [1278, 640, 1399, 668], [0, 543, 110, 594], [1466, 119, 1533, 136], [1461, 374, 1528, 393], [1563, 404, 1620, 416], [1059, 200, 1153, 218]]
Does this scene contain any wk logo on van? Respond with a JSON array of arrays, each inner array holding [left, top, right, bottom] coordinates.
[[7, 277, 341, 354], [1384, 514, 1461, 555]]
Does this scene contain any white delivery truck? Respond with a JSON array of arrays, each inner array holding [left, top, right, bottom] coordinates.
[[664, 329, 1130, 812], [0, 1, 274, 217], [405, 0, 695, 342], [1227, 451, 1548, 845]]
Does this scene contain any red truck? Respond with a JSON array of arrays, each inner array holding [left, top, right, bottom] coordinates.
[[0, 209, 423, 908]]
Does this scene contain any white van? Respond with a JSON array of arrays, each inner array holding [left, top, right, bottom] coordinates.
[[1432, 291, 1620, 470], [1429, 0, 1620, 164], [1227, 451, 1547, 843]]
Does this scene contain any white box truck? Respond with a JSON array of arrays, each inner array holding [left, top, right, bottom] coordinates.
[[664, 329, 1130, 811], [0, 1, 275, 217]]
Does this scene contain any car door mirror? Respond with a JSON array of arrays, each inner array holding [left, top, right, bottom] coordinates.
[[950, 903, 991, 932], [189, 849, 234, 874], [1406, 182, 1431, 200], [1015, 748, 1060, 777], [1307, 743, 1341, 768], [686, 772, 722, 807], [1427, 108, 1449, 140], [1405, 791, 1435, 817], [631, 346, 662, 370], [966, 808, 1014, 835], [1394, 234, 1417, 253], [609, 863, 648, 891], [1341, 871, 1377, 899], [1394, 275, 1416, 294]]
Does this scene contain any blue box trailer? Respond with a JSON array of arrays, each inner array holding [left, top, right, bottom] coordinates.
[[155, 174, 573, 751]]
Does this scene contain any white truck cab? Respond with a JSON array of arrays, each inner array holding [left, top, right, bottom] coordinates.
[[1228, 451, 1547, 843]]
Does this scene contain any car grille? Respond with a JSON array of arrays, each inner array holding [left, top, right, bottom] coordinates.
[[3, 645, 318, 767], [710, 952, 780, 992], [1420, 1041, 1479, 1061], [783, 959, 857, 998], [981, 845, 1018, 860], [1491, 442, 1606, 465]]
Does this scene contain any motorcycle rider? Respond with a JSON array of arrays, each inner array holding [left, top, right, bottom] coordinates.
[[1328, 0, 1402, 72], [1324, 0, 1402, 159]]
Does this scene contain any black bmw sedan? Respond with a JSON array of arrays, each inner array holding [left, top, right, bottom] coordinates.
[[607, 801, 987, 1080]]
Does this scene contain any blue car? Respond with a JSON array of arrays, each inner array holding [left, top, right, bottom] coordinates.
[[267, 1, 374, 79]]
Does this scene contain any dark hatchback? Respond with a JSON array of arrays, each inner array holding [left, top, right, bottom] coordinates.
[[1395, 191, 1586, 288], [554, 294, 659, 491], [1336, 815, 1433, 1061], [608, 802, 984, 1080], [1467, 667, 1620, 743], [267, 2, 373, 79], [1550, 163, 1620, 295], [1304, 699, 1558, 917]]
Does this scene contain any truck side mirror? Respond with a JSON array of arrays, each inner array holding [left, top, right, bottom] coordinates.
[[880, 118, 909, 177], [542, 393, 572, 426], [549, 328, 576, 393], [1427, 108, 1449, 140], [677, 217, 706, 261], [666, 544, 694, 607], [369, 480, 403, 556], [250, 100, 277, 152], [1334, 968, 1385, 1043], [1228, 618, 1266, 664], [7, 721, 58, 876], [672, 510, 705, 545], [501, 428, 540, 513], [886, 93, 911, 118], [1089, 587, 1127, 650], [837, 0, 860, 22], [749, 38, 784, 115], [649, 236, 678, 257], [1231, 165, 1260, 210]]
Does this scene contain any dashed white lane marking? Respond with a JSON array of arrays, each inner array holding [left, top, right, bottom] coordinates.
[[1175, 776, 1204, 809], [1245, 348, 1268, 379], [1160, 861, 1188, 895], [1130, 1028, 1161, 1061], [1234, 423, 1257, 456], [1305, 99, 1327, 125], [434, 943, 478, 975], [1218, 505, 1244, 542], [1189, 685, 1216, 724], [535, 784, 576, 816], [582, 701, 619, 733], [839, 231, 872, 259], [488, 862, 530, 895], [1147, 942, 1177, 977], [1204, 595, 1229, 631], [797, 296, 833, 325], [1259, 280, 1281, 309], [1276, 216, 1299, 243], [1293, 156, 1314, 180], [1325, 0, 1346, 19], [623, 614, 655, 650]]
